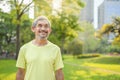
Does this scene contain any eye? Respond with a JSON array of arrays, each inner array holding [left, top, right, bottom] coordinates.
[[44, 24, 49, 28], [38, 24, 42, 27]]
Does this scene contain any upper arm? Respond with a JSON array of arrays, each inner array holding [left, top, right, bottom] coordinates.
[[54, 48, 64, 71], [16, 47, 26, 69]]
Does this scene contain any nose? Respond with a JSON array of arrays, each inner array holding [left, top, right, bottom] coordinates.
[[41, 26, 46, 30]]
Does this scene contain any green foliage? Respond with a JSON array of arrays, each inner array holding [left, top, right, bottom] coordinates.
[[0, 8, 32, 53], [0, 0, 84, 55], [0, 10, 16, 53], [112, 35, 120, 46], [79, 22, 100, 53], [95, 38, 109, 53], [8, 0, 34, 59], [20, 14, 33, 45], [77, 53, 101, 59], [101, 24, 114, 34], [9, 9, 33, 46], [107, 45, 120, 53], [95, 17, 120, 46], [49, 14, 81, 39], [34, 0, 52, 17], [67, 38, 83, 57], [62, 0, 84, 16], [35, 0, 84, 54], [49, 0, 84, 53]]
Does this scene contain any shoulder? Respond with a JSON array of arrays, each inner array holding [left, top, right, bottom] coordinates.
[[48, 41, 60, 50], [20, 41, 32, 51]]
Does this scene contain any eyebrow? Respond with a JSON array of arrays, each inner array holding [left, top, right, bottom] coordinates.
[[37, 23, 50, 28], [38, 23, 49, 25], [37, 20, 50, 27]]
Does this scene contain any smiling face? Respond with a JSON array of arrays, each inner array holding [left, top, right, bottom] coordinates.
[[32, 19, 51, 40]]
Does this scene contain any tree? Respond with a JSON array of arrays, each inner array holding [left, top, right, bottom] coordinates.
[[67, 38, 83, 57], [0, 9, 16, 54], [20, 14, 33, 45], [3, 0, 84, 57], [0, 8, 32, 57], [28, 0, 84, 54], [9, 0, 33, 59], [49, 14, 82, 53], [79, 22, 101, 53], [48, 0, 84, 53], [95, 17, 120, 54], [95, 17, 120, 45], [34, 0, 52, 17]]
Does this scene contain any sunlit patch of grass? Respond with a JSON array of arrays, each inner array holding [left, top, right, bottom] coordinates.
[[84, 63, 120, 72], [0, 73, 16, 80], [70, 76, 78, 80], [75, 70, 86, 76], [88, 71, 100, 76], [63, 54, 120, 80], [63, 62, 120, 80], [74, 69, 112, 78], [89, 68, 114, 76]]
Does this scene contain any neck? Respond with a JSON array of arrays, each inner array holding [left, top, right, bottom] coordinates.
[[33, 38, 48, 46]]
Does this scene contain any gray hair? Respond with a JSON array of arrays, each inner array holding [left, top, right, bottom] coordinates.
[[32, 16, 51, 27]]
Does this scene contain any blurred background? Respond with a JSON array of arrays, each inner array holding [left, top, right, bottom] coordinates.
[[0, 0, 120, 80]]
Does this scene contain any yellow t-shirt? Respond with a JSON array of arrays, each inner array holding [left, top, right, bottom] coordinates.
[[16, 41, 64, 80]]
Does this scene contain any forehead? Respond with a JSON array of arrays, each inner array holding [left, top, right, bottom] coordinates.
[[37, 20, 49, 25]]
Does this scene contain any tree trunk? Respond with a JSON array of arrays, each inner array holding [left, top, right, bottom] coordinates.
[[0, 45, 2, 54], [14, 0, 33, 59], [15, 24, 20, 60]]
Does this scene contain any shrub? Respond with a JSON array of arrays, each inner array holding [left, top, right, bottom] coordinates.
[[77, 53, 101, 59], [67, 38, 83, 57], [107, 45, 120, 54]]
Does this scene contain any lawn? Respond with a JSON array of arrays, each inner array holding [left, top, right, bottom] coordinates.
[[0, 59, 17, 80], [0, 55, 120, 80], [63, 55, 120, 80]]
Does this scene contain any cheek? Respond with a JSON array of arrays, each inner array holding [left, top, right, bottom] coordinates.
[[48, 28, 51, 31], [48, 29, 50, 32], [48, 29, 51, 33]]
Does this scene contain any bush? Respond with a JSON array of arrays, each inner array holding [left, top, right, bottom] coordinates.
[[77, 53, 101, 59], [107, 45, 120, 54], [67, 38, 83, 57]]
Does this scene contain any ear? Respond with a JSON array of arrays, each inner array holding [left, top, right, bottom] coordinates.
[[31, 27, 35, 32]]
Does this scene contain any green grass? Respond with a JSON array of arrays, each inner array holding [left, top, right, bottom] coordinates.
[[63, 63, 120, 80], [63, 55, 120, 80], [0, 59, 17, 80], [0, 55, 120, 80]]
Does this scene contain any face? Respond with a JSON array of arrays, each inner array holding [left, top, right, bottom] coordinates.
[[32, 20, 51, 40]]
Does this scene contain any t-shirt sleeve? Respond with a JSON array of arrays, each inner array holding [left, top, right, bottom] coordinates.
[[54, 48, 64, 71], [16, 46, 26, 69]]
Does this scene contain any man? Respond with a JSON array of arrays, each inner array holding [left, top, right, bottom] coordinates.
[[16, 16, 64, 80]]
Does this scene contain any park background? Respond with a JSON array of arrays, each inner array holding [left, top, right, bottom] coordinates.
[[0, 0, 120, 80]]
